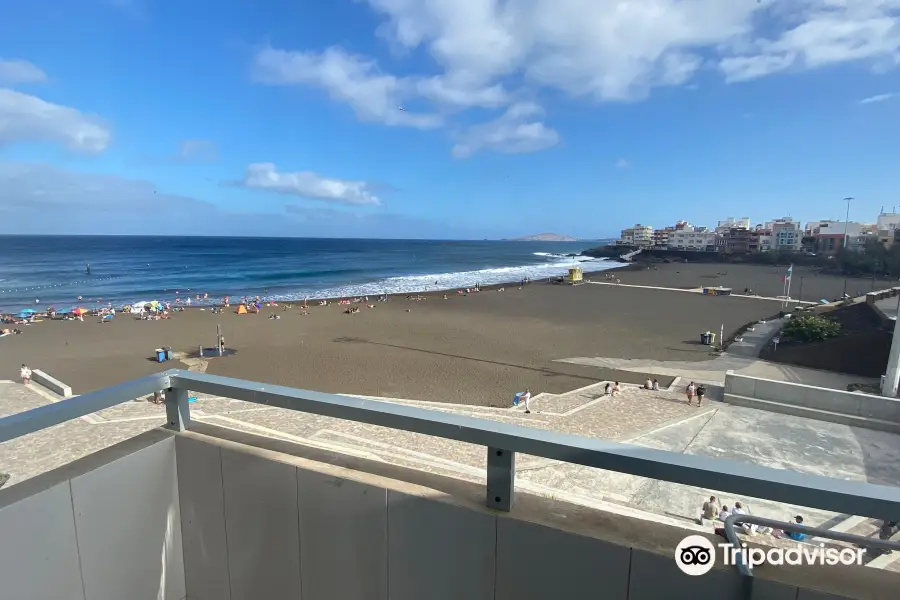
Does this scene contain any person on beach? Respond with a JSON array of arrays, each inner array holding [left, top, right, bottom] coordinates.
[[20, 364, 31, 385], [652, 379, 659, 391], [604, 382, 611, 395], [611, 382, 621, 396], [643, 378, 652, 390], [701, 496, 718, 523], [521, 388, 532, 414], [686, 382, 696, 404]]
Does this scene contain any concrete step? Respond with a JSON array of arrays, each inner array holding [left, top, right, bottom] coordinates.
[[724, 393, 900, 434]]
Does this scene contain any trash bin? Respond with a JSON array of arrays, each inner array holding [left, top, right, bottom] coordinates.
[[164, 347, 173, 361], [708, 332, 717, 345], [513, 392, 524, 406], [155, 348, 167, 363], [700, 332, 711, 345]]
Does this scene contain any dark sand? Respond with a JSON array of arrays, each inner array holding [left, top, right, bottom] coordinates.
[[0, 263, 810, 406]]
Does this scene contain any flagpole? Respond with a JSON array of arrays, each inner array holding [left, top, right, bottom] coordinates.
[[782, 274, 788, 308], [786, 267, 793, 307]]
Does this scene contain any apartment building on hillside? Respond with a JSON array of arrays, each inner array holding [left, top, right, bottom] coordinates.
[[619, 224, 653, 246], [670, 226, 717, 251]]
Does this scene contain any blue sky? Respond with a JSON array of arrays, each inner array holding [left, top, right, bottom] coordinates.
[[1, 0, 900, 239]]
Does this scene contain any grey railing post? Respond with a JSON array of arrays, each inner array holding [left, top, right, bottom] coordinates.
[[486, 447, 515, 511], [164, 386, 191, 432]]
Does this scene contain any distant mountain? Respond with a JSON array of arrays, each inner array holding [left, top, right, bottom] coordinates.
[[506, 233, 577, 242]]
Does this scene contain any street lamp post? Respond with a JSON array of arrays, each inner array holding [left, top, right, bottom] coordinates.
[[842, 196, 854, 298]]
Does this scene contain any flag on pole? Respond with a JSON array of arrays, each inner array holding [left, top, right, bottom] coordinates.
[[782, 264, 793, 283]]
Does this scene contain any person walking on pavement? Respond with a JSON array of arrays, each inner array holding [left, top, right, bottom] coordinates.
[[20, 364, 32, 385], [879, 520, 898, 554], [522, 388, 532, 414]]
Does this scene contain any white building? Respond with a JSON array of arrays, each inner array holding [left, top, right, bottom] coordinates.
[[877, 212, 900, 231], [715, 217, 751, 234], [670, 226, 717, 251], [811, 220, 866, 238], [620, 224, 653, 246], [765, 217, 802, 251]]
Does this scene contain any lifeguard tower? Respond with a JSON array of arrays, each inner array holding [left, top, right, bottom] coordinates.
[[567, 267, 584, 285]]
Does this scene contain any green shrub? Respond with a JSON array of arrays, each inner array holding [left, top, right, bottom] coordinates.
[[782, 314, 841, 342]]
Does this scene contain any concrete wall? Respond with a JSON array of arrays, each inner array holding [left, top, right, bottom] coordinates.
[[866, 287, 900, 306], [725, 371, 900, 429], [174, 430, 858, 600], [0, 429, 185, 600], [32, 368, 72, 397]]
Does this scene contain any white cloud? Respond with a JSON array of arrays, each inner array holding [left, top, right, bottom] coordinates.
[[720, 0, 900, 82], [451, 102, 559, 158], [859, 92, 897, 103], [0, 58, 47, 85], [0, 89, 111, 152], [254, 0, 900, 155], [615, 158, 630, 169], [238, 163, 382, 206], [253, 46, 442, 129]]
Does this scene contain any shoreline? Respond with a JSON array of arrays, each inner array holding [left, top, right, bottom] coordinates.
[[3, 265, 628, 321], [0, 260, 624, 315]]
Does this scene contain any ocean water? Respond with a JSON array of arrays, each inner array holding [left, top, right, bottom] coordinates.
[[0, 236, 620, 311]]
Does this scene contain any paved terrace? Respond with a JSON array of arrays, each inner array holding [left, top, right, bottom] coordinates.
[[3, 374, 900, 570]]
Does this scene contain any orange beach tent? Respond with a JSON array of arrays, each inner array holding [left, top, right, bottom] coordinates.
[[236, 304, 248, 315]]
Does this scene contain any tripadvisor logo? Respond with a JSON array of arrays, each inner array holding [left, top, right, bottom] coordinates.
[[674, 535, 865, 576]]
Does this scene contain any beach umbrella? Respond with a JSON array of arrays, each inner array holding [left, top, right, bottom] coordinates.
[[72, 307, 87, 316], [18, 308, 36, 318]]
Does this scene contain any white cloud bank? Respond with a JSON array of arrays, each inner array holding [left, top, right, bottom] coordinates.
[[451, 102, 558, 158], [0, 89, 111, 152], [0, 162, 473, 238], [237, 163, 382, 206], [253, 0, 900, 157]]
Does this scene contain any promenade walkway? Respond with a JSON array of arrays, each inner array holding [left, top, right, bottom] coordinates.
[[3, 375, 900, 569], [585, 280, 817, 305]]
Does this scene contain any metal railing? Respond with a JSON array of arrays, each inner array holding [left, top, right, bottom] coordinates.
[[2, 369, 900, 519], [723, 513, 900, 599]]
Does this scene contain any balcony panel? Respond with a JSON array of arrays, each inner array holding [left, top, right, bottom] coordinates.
[[174, 435, 230, 600], [296, 468, 388, 600], [495, 516, 630, 600], [0, 429, 184, 600], [69, 431, 184, 600], [388, 490, 496, 600], [0, 481, 83, 600], [220, 447, 301, 600]]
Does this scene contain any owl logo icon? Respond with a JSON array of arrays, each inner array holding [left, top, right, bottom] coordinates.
[[675, 535, 716, 576]]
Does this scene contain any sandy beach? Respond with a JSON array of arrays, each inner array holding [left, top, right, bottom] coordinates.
[[2, 262, 841, 406]]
